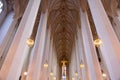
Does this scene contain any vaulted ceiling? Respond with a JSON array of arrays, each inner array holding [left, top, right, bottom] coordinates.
[[5, 0, 120, 62], [47, 0, 80, 61], [46, 0, 120, 62]]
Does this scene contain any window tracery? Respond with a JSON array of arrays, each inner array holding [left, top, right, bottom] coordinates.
[[0, 1, 3, 14]]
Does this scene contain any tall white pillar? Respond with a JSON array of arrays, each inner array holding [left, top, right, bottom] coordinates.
[[75, 40, 81, 80], [26, 9, 48, 80], [0, 12, 15, 57], [87, 0, 120, 79], [112, 17, 120, 41], [42, 28, 51, 80], [45, 38, 53, 80], [77, 29, 89, 80], [0, 0, 41, 79], [0, 19, 18, 69], [52, 49, 57, 80], [80, 10, 103, 80], [71, 50, 75, 80], [73, 45, 78, 80], [19, 47, 32, 80], [118, 9, 120, 21]]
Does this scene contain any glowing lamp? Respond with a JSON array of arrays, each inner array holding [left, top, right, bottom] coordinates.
[[53, 77, 56, 80], [102, 73, 107, 77], [80, 63, 85, 68], [72, 77, 75, 80], [44, 63, 48, 68], [75, 72, 78, 76], [23, 72, 27, 76], [94, 39, 102, 46], [26, 38, 34, 47], [50, 71, 53, 76]]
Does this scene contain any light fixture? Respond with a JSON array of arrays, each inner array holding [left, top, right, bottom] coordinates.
[[53, 77, 56, 80], [75, 71, 78, 77], [72, 77, 75, 80], [80, 63, 85, 68], [26, 38, 34, 47], [50, 71, 53, 76], [43, 61, 48, 68], [80, 60, 85, 68], [94, 38, 102, 46], [23, 71, 28, 76], [102, 72, 107, 77]]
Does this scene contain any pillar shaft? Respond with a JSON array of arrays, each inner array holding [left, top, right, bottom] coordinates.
[[77, 29, 89, 80], [42, 28, 51, 80], [20, 47, 32, 80], [26, 10, 48, 80], [0, 0, 41, 79], [0, 12, 15, 57], [87, 0, 120, 62], [80, 10, 103, 80], [87, 0, 120, 79], [112, 17, 120, 41], [75, 41, 81, 80]]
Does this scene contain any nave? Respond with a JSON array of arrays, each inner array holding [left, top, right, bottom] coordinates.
[[0, 0, 120, 80]]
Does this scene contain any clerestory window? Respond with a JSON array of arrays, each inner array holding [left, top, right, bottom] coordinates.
[[0, 1, 3, 14]]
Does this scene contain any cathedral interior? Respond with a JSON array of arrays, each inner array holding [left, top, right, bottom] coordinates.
[[0, 0, 120, 80]]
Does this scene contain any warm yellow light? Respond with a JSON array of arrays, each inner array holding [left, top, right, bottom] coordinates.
[[53, 77, 56, 80], [102, 73, 107, 77], [80, 64, 85, 68], [26, 38, 34, 47], [94, 39, 102, 46], [44, 63, 48, 68], [23, 72, 27, 76], [72, 77, 75, 80], [50, 72, 53, 76], [75, 72, 78, 76]]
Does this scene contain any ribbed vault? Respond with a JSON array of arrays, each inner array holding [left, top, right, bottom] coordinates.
[[48, 0, 80, 61]]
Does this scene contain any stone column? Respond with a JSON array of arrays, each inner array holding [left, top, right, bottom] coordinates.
[[75, 40, 81, 80], [69, 60, 72, 80], [70, 48, 76, 80], [117, 8, 120, 21], [57, 63, 60, 80], [26, 9, 48, 80], [0, 0, 41, 79], [42, 28, 51, 80], [0, 19, 18, 69], [39, 31, 48, 80], [52, 49, 57, 80], [80, 10, 103, 80], [78, 28, 90, 80], [77, 30, 88, 80], [112, 17, 120, 41], [0, 12, 15, 57], [19, 47, 32, 80], [48, 39, 54, 80], [87, 0, 120, 79], [45, 38, 53, 80]]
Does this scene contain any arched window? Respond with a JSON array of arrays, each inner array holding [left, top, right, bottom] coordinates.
[[0, 1, 3, 14]]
